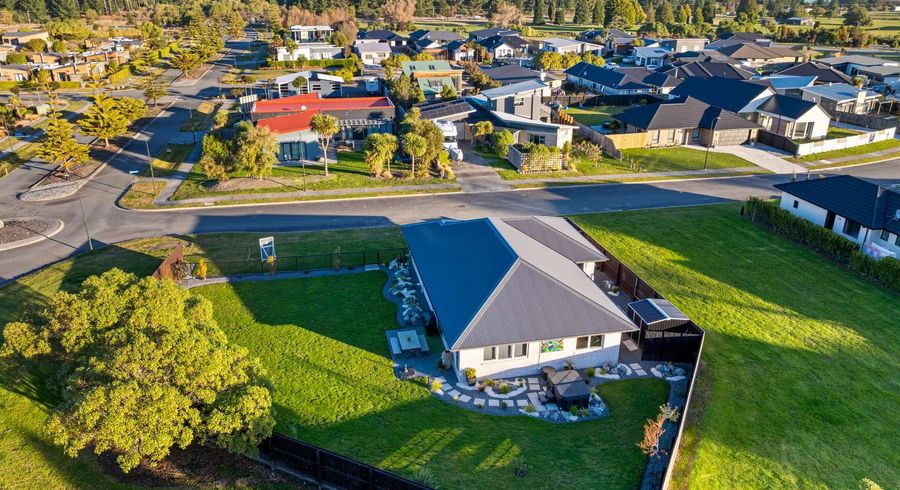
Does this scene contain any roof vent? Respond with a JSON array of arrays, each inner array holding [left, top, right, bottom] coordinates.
[[300, 105, 307, 110]]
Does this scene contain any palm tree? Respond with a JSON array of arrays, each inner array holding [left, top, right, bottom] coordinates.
[[402, 133, 427, 179], [310, 114, 340, 176]]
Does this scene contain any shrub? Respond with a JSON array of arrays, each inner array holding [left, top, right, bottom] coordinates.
[[573, 141, 603, 161], [523, 403, 536, 413], [746, 198, 900, 292], [107, 65, 131, 85], [500, 400, 508, 409], [659, 403, 680, 423], [513, 457, 528, 477], [464, 367, 476, 380], [577, 408, 591, 417], [194, 259, 208, 280], [585, 367, 595, 378], [410, 467, 438, 488], [498, 382, 511, 394], [484, 379, 495, 387]]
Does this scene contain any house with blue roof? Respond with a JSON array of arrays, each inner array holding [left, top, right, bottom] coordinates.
[[402, 216, 637, 379]]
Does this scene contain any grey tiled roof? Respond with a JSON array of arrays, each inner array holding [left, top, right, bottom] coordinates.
[[775, 176, 900, 234], [615, 96, 761, 131]]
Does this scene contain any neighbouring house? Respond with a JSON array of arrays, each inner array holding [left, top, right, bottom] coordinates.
[[775, 61, 853, 85], [800, 83, 881, 115], [413, 38, 448, 59], [851, 64, 900, 86], [577, 29, 606, 44], [410, 30, 463, 58], [660, 60, 756, 80], [754, 95, 830, 140], [713, 42, 804, 68], [671, 50, 742, 65], [479, 35, 530, 60], [671, 76, 775, 117], [447, 41, 475, 62], [759, 75, 818, 96], [632, 46, 670, 68], [268, 70, 347, 98], [705, 31, 774, 50], [784, 16, 815, 26], [469, 27, 519, 42], [410, 30, 464, 44], [415, 98, 477, 124], [0, 30, 50, 47], [614, 96, 761, 147], [401, 60, 464, 95], [357, 29, 409, 49], [0, 63, 32, 81], [29, 51, 67, 64], [480, 110, 576, 148], [774, 175, 900, 259], [355, 42, 392, 66], [289, 25, 333, 42], [602, 28, 636, 55], [658, 38, 707, 54], [275, 43, 342, 62], [815, 54, 899, 77], [402, 216, 638, 379], [482, 64, 543, 85], [542, 38, 603, 55], [251, 93, 395, 161], [473, 80, 551, 120], [46, 61, 107, 82], [565, 62, 676, 95]]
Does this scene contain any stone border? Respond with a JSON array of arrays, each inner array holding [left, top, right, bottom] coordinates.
[[0, 217, 64, 252]]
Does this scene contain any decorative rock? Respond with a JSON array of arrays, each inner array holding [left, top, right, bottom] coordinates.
[[488, 399, 500, 407], [651, 368, 663, 378], [665, 375, 687, 382], [520, 409, 540, 418], [675, 368, 686, 376]]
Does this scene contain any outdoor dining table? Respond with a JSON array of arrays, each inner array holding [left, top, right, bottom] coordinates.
[[397, 330, 422, 351]]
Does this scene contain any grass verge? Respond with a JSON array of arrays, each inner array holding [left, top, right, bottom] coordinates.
[[786, 138, 900, 163], [142, 143, 195, 177]]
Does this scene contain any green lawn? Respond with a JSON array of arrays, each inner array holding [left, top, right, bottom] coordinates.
[[172, 151, 454, 201], [180, 102, 219, 132], [142, 143, 194, 177], [484, 147, 758, 181], [0, 228, 406, 489], [563, 106, 629, 127], [0, 141, 38, 178], [193, 274, 668, 488], [571, 204, 900, 489], [786, 138, 900, 164]]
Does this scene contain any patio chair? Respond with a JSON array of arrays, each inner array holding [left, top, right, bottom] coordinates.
[[389, 337, 402, 356], [418, 334, 430, 354]]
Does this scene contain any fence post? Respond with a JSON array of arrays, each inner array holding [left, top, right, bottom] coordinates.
[[295, 255, 299, 272]]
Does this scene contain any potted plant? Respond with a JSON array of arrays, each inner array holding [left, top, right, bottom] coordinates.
[[464, 367, 477, 386]]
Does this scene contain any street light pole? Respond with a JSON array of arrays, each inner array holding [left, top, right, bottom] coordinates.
[[703, 116, 721, 172], [188, 108, 196, 144], [144, 138, 156, 188], [77, 189, 93, 251]]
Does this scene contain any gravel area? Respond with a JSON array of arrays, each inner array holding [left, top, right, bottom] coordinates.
[[0, 219, 49, 244]]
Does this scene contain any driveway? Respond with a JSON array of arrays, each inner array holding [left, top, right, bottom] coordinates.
[[686, 143, 807, 174], [453, 144, 512, 193]]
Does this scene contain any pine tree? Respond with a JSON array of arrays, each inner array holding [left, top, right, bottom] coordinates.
[[548, 0, 556, 22], [658, 0, 675, 24], [78, 94, 129, 148], [533, 0, 545, 23], [592, 0, 604, 24], [48, 0, 78, 19], [36, 112, 89, 175], [554, 0, 565, 24], [15, 0, 49, 21], [574, 0, 590, 23]]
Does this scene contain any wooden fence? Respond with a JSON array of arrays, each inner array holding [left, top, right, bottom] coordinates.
[[151, 243, 184, 280], [258, 433, 430, 490], [566, 218, 706, 490]]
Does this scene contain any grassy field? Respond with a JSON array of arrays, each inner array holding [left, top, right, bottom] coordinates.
[[193, 273, 668, 489], [571, 204, 900, 489], [171, 151, 454, 201], [812, 11, 900, 37], [786, 137, 900, 163], [142, 143, 195, 177], [180, 102, 219, 132], [563, 106, 629, 126], [483, 147, 758, 180], [0, 140, 37, 177]]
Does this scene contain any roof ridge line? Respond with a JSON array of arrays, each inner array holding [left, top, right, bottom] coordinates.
[[452, 259, 521, 349]]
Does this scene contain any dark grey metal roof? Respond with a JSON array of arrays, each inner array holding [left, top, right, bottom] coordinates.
[[503, 217, 608, 263], [402, 217, 636, 351], [775, 176, 900, 235], [756, 94, 820, 120], [628, 298, 689, 325], [775, 61, 852, 84], [615, 96, 760, 131], [662, 61, 755, 80], [616, 67, 681, 88], [482, 64, 542, 83], [565, 62, 653, 91], [671, 76, 772, 113]]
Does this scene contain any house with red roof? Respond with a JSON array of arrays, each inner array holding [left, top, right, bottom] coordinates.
[[251, 93, 396, 161]]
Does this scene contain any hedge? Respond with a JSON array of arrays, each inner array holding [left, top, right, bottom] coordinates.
[[746, 197, 900, 292], [107, 65, 132, 84], [265, 58, 355, 69]]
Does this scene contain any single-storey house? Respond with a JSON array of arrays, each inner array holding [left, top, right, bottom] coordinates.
[[602, 28, 636, 55], [275, 43, 342, 61], [357, 29, 409, 49], [251, 93, 395, 161], [705, 32, 774, 50], [402, 216, 638, 379], [469, 27, 519, 42], [775, 61, 853, 85], [1, 30, 50, 47], [613, 67, 681, 94], [0, 63, 32, 81], [774, 175, 900, 259], [759, 75, 818, 96], [355, 42, 392, 66], [402, 60, 464, 95], [754, 95, 830, 140], [799, 83, 881, 115], [479, 35, 529, 60], [614, 96, 761, 147], [784, 16, 815, 26], [714, 42, 804, 68], [446, 41, 475, 62], [289, 25, 332, 42], [660, 60, 755, 81], [632, 46, 670, 68], [481, 64, 543, 85], [542, 38, 602, 55], [815, 54, 899, 77], [565, 62, 657, 95], [671, 76, 776, 116]]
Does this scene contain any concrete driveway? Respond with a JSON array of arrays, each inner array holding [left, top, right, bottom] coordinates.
[[686, 143, 807, 174]]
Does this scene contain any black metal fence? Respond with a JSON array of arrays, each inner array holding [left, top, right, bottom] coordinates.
[[756, 130, 800, 156], [188, 248, 408, 277], [259, 433, 430, 490]]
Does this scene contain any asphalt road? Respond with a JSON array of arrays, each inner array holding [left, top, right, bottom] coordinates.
[[1, 39, 899, 285]]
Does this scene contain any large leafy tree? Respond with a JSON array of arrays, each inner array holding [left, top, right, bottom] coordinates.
[[235, 124, 278, 179], [843, 5, 872, 27], [310, 114, 340, 176], [399, 108, 443, 177], [15, 0, 49, 22], [36, 112, 89, 175], [79, 94, 129, 147], [0, 269, 275, 473]]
